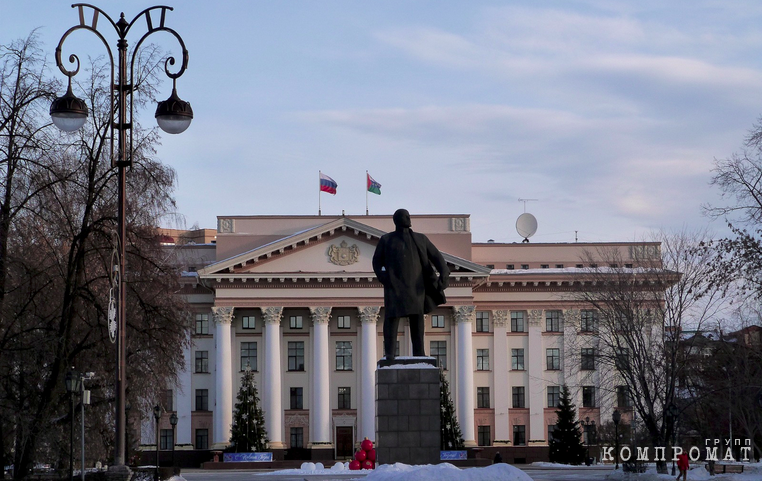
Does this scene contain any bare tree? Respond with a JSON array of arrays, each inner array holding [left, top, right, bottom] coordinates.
[[0, 34, 190, 479], [567, 229, 727, 473]]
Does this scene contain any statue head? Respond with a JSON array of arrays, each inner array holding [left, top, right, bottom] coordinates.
[[393, 209, 412, 230]]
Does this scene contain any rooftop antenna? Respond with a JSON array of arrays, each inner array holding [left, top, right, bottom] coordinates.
[[518, 198, 538, 213]]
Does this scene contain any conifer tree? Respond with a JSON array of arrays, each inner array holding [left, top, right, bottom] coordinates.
[[549, 385, 586, 465], [230, 367, 268, 451], [440, 369, 465, 450]]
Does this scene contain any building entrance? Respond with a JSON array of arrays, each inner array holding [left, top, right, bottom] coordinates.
[[335, 426, 354, 458]]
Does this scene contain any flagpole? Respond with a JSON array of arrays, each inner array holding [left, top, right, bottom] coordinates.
[[366, 170, 369, 215], [318, 170, 322, 216]]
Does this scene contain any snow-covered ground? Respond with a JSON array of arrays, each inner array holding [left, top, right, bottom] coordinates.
[[251, 462, 532, 480], [604, 462, 762, 481]]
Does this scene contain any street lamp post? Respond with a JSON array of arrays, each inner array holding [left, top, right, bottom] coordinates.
[[667, 403, 679, 476], [169, 413, 178, 471], [80, 374, 91, 481], [65, 369, 81, 481], [51, 5, 192, 479], [154, 405, 162, 481], [612, 409, 621, 470], [582, 417, 595, 466]]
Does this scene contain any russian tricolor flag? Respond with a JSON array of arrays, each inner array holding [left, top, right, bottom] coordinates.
[[319, 172, 338, 195]]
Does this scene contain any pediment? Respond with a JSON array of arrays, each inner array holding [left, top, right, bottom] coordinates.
[[198, 217, 490, 281]]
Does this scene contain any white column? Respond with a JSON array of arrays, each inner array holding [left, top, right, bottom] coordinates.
[[176, 329, 193, 446], [492, 310, 511, 444], [453, 305, 476, 447], [528, 309, 545, 442], [359, 306, 380, 442], [309, 306, 332, 447], [212, 306, 234, 449], [263, 307, 286, 449]]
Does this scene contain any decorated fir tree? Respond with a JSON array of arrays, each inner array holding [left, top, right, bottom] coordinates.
[[440, 368, 465, 450], [548, 385, 586, 465], [230, 366, 268, 451]]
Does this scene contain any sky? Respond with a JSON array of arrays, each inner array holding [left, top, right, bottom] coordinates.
[[3, 0, 762, 243]]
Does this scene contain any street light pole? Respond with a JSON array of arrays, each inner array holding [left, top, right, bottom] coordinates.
[[50, 6, 192, 478], [65, 370, 79, 481], [612, 409, 621, 470], [169, 413, 178, 471], [154, 405, 162, 481]]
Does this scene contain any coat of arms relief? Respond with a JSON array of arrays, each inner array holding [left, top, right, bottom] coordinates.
[[328, 240, 360, 266]]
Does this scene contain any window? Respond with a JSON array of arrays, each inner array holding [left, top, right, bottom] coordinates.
[[625, 263, 633, 268], [616, 348, 630, 371], [478, 425, 491, 446], [616, 386, 632, 408], [555, 264, 564, 269], [336, 341, 353, 371], [521, 264, 529, 270], [337, 315, 351, 329], [513, 425, 526, 446], [609, 263, 618, 268], [548, 425, 557, 443], [546, 311, 561, 332], [290, 427, 304, 448], [584, 424, 597, 445], [583, 386, 596, 408], [338, 387, 351, 409], [547, 386, 560, 408], [431, 341, 447, 370], [162, 389, 173, 412], [546, 348, 560, 370], [477, 387, 490, 408], [242, 315, 255, 329], [476, 349, 490, 371], [290, 387, 303, 410], [431, 315, 445, 328], [476, 311, 489, 332], [195, 389, 208, 411], [580, 310, 598, 332], [511, 349, 525, 370], [241, 342, 257, 371], [486, 264, 495, 269], [160, 429, 173, 450], [576, 264, 584, 268], [512, 386, 525, 408], [541, 264, 549, 269], [290, 315, 303, 329], [581, 348, 596, 371], [506, 264, 514, 270], [195, 313, 209, 335], [288, 342, 305, 371], [195, 429, 209, 450], [194, 351, 209, 373], [511, 311, 525, 332]]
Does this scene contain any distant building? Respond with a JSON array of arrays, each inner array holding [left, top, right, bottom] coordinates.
[[142, 214, 663, 462]]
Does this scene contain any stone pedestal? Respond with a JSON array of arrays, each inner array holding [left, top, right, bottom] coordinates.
[[376, 359, 440, 465]]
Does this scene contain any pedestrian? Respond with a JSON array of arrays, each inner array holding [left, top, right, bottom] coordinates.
[[676, 450, 689, 481], [493, 452, 503, 464]]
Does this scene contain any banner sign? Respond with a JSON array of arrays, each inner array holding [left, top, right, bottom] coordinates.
[[440, 451, 467, 460], [223, 452, 273, 462]]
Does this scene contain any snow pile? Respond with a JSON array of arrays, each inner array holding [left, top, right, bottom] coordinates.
[[358, 463, 531, 481], [260, 462, 530, 480]]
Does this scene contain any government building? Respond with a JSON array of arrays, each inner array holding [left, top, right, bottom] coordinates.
[[143, 213, 659, 463]]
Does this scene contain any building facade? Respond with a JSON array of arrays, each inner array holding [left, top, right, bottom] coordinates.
[[143, 214, 659, 461]]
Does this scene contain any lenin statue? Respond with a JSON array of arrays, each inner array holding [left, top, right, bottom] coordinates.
[[372, 209, 449, 359]]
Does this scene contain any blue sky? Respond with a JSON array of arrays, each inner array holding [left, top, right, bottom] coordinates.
[[3, 0, 762, 242]]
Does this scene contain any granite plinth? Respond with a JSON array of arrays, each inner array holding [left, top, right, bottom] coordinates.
[[376, 361, 440, 465]]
